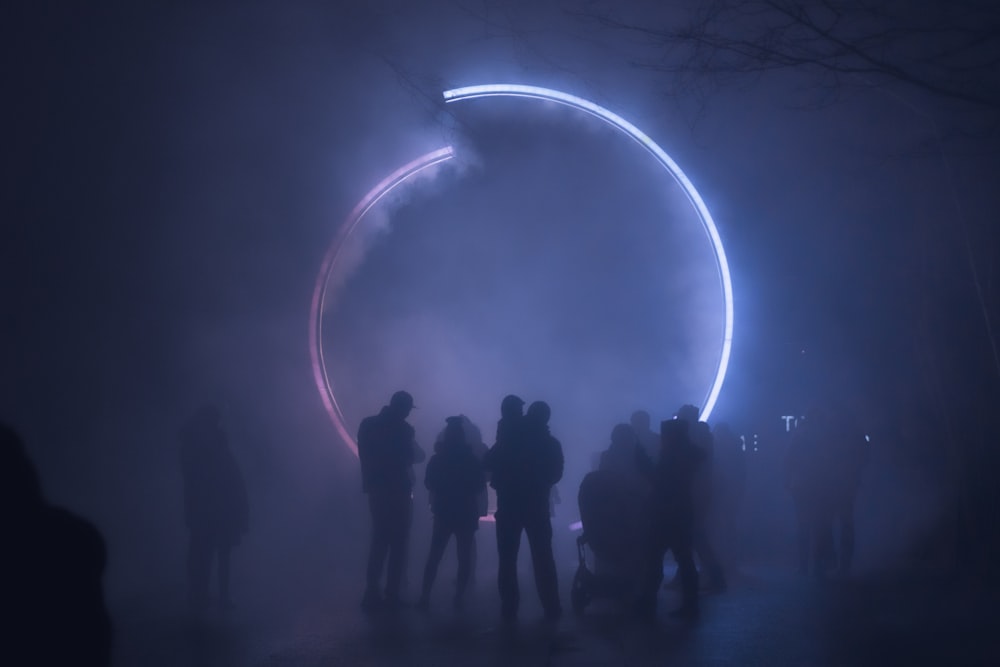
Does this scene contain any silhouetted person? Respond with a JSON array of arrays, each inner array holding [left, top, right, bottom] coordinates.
[[641, 419, 701, 619], [358, 390, 425, 611], [485, 398, 564, 621], [575, 424, 654, 607], [786, 413, 834, 577], [178, 404, 248, 611], [631, 410, 661, 466], [417, 416, 487, 611], [675, 405, 727, 591], [2, 423, 112, 666], [815, 407, 869, 575], [434, 414, 489, 584], [597, 425, 654, 560], [711, 422, 746, 573], [600, 422, 654, 491]]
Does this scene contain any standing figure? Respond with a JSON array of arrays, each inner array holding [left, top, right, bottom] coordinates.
[[676, 405, 727, 591], [822, 408, 869, 575], [786, 413, 833, 577], [642, 419, 702, 618], [630, 410, 661, 467], [416, 416, 487, 611], [433, 414, 489, 584], [711, 422, 747, 574], [179, 404, 248, 611], [357, 390, 425, 611], [485, 397, 564, 621]]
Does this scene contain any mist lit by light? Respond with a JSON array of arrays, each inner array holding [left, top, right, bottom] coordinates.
[[309, 147, 456, 456], [313, 86, 735, 456], [445, 84, 733, 420]]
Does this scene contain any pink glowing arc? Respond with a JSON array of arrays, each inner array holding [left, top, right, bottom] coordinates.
[[309, 147, 455, 455]]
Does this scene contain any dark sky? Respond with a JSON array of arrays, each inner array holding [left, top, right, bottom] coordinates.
[[3, 1, 998, 595]]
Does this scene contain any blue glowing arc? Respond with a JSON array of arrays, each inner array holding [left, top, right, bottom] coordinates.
[[443, 84, 734, 420]]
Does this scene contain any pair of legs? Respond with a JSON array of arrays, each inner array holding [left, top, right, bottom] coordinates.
[[642, 527, 699, 617], [417, 518, 476, 609], [795, 500, 835, 577], [187, 529, 232, 609], [692, 521, 727, 590], [363, 490, 412, 608], [831, 493, 857, 574], [495, 501, 561, 619]]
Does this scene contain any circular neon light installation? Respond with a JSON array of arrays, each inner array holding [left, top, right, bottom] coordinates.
[[311, 85, 734, 455]]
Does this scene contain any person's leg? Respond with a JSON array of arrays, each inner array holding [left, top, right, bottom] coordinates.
[[468, 529, 478, 589], [218, 540, 232, 607], [363, 494, 391, 608], [795, 501, 811, 575], [455, 529, 475, 607], [418, 518, 451, 607], [187, 529, 212, 610], [694, 524, 727, 591], [838, 493, 856, 574], [813, 504, 835, 579], [672, 540, 700, 616], [524, 509, 561, 618], [495, 507, 522, 620], [635, 527, 666, 618], [384, 492, 413, 604]]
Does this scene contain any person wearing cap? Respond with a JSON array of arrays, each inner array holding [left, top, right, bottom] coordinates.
[[357, 390, 425, 611], [485, 397, 564, 621], [416, 416, 487, 611]]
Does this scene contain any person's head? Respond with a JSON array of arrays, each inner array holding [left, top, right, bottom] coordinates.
[[441, 416, 466, 450], [500, 394, 525, 420], [630, 410, 651, 432], [180, 403, 222, 441], [1, 423, 43, 510], [388, 390, 415, 418], [675, 404, 700, 424], [526, 400, 551, 426], [611, 423, 636, 448]]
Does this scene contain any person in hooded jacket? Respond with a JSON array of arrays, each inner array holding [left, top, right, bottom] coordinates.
[[416, 416, 487, 611]]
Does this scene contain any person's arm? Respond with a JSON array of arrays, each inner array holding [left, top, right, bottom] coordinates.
[[424, 456, 437, 491], [550, 437, 564, 485], [357, 419, 373, 492], [412, 440, 426, 464]]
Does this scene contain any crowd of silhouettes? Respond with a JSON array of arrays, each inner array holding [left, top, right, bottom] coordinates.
[[355, 390, 771, 622], [0, 389, 873, 664]]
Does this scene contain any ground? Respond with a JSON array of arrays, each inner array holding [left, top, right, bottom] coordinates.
[[111, 565, 998, 667]]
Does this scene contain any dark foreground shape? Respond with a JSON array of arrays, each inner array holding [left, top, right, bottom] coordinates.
[[2, 422, 112, 667]]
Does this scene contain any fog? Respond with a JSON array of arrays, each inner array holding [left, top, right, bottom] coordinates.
[[2, 1, 998, 664]]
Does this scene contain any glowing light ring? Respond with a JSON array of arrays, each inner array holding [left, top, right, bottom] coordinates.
[[443, 84, 733, 421], [312, 84, 734, 457], [309, 147, 455, 456]]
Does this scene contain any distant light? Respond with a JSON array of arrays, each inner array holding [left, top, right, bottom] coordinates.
[[865, 434, 871, 443], [444, 84, 734, 421]]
